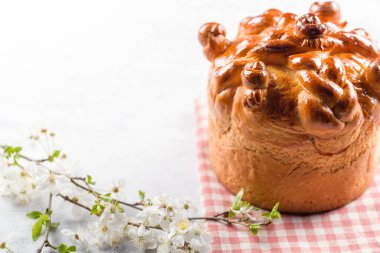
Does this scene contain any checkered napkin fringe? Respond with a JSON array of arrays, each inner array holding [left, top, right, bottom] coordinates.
[[194, 100, 380, 253]]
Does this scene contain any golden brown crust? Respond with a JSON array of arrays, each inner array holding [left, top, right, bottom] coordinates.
[[209, 116, 379, 213], [199, 1, 380, 213]]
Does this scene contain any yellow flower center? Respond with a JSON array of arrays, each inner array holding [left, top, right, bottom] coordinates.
[[20, 170, 28, 178], [48, 173, 56, 183], [101, 225, 109, 233], [176, 219, 191, 232]]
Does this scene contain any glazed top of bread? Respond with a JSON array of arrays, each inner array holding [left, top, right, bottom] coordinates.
[[199, 1, 380, 147]]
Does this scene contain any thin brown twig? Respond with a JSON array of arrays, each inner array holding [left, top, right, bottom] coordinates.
[[189, 216, 246, 226], [213, 211, 228, 217], [57, 192, 158, 230], [57, 193, 92, 212], [0, 145, 49, 163], [37, 163, 85, 181], [36, 193, 57, 253], [189, 215, 273, 231], [114, 199, 143, 211], [19, 154, 49, 163], [69, 178, 143, 211]]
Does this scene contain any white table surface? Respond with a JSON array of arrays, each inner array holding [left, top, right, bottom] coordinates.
[[0, 0, 379, 251]]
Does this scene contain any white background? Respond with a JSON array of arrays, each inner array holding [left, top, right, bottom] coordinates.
[[0, 0, 379, 252]]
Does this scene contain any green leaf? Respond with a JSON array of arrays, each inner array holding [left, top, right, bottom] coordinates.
[[13, 147, 22, 153], [262, 202, 281, 221], [232, 188, 244, 210], [57, 244, 77, 253], [249, 223, 262, 236], [228, 210, 235, 219], [32, 218, 43, 241], [270, 202, 281, 220], [90, 201, 105, 216], [26, 211, 42, 219], [86, 175, 96, 185], [4, 146, 22, 158], [4, 146, 11, 155], [228, 188, 246, 218], [67, 245, 76, 251], [48, 150, 61, 162], [40, 214, 50, 226], [100, 193, 113, 202], [138, 190, 145, 201], [50, 222, 60, 231], [58, 244, 67, 251]]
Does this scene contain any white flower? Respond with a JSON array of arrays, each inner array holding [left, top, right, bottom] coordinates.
[[231, 203, 256, 221], [102, 201, 124, 216], [87, 212, 126, 248], [123, 224, 134, 238], [128, 225, 157, 250], [109, 179, 127, 199], [156, 231, 185, 253], [61, 226, 91, 250], [88, 200, 128, 247], [190, 239, 211, 253], [28, 127, 57, 157], [35, 169, 69, 194], [179, 198, 195, 214], [171, 218, 193, 235], [192, 221, 211, 242], [137, 205, 162, 227], [4, 167, 34, 183], [137, 195, 200, 243], [151, 195, 179, 215], [189, 221, 212, 253], [14, 183, 35, 205], [100, 201, 128, 228], [50, 155, 79, 177], [0, 175, 11, 197], [4, 169, 37, 205], [138, 197, 173, 228]]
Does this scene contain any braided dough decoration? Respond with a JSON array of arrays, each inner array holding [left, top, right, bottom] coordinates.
[[199, 1, 380, 143], [294, 54, 362, 138]]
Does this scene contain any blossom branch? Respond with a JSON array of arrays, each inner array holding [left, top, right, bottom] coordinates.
[[0, 130, 281, 253], [36, 193, 56, 253], [0, 145, 49, 164], [189, 216, 272, 228], [69, 178, 143, 211], [213, 211, 229, 217], [57, 192, 159, 230], [57, 193, 92, 213], [0, 145, 143, 211]]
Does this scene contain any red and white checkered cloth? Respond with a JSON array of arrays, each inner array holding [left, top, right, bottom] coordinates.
[[195, 100, 380, 253]]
